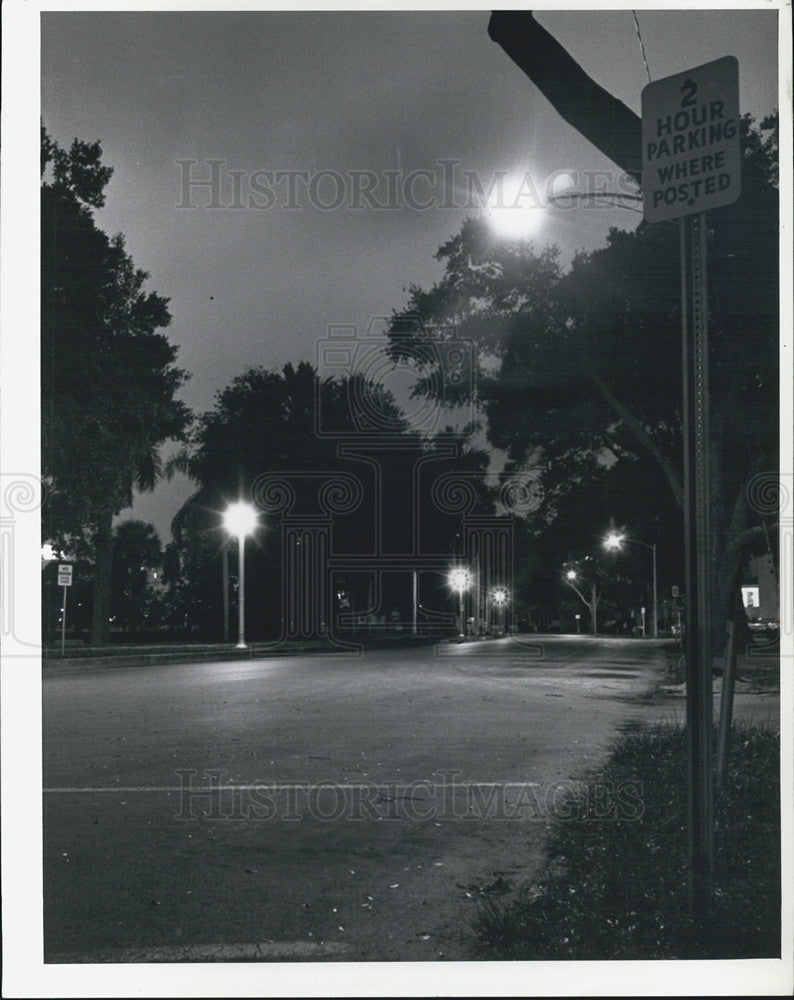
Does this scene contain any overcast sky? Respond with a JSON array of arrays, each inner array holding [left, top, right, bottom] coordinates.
[[40, 6, 780, 541]]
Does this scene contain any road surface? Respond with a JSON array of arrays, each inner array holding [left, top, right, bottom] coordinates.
[[43, 635, 669, 962]]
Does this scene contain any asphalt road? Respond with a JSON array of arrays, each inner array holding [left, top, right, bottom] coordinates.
[[43, 635, 670, 962]]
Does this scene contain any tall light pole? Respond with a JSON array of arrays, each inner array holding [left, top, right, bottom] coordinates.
[[492, 587, 508, 634], [448, 567, 471, 638], [223, 501, 258, 649], [603, 530, 658, 639]]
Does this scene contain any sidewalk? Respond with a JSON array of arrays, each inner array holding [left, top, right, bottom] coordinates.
[[655, 644, 781, 726]]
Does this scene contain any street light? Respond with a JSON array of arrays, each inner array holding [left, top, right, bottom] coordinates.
[[448, 567, 471, 638], [603, 530, 658, 639], [563, 558, 601, 635], [491, 587, 508, 634], [223, 501, 258, 649], [485, 172, 545, 239]]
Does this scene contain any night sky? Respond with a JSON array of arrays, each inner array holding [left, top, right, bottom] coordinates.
[[40, 6, 779, 540]]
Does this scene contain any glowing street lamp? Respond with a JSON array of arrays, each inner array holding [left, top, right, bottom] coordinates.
[[491, 587, 508, 634], [603, 529, 658, 639], [223, 501, 258, 648], [485, 172, 545, 239], [563, 560, 600, 635], [448, 567, 471, 637]]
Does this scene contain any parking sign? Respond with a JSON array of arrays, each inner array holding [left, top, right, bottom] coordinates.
[[642, 56, 741, 222]]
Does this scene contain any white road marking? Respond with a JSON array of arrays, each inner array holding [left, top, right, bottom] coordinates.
[[44, 781, 540, 794]]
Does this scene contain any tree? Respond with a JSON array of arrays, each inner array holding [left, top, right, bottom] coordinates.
[[388, 113, 778, 652], [110, 520, 163, 634], [171, 362, 495, 639], [169, 362, 407, 638], [562, 557, 603, 635], [41, 126, 191, 644]]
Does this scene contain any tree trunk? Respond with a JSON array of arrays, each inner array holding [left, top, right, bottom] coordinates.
[[222, 542, 230, 643], [716, 618, 737, 790], [91, 508, 114, 646]]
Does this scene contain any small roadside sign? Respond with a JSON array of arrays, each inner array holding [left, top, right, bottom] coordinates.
[[58, 564, 73, 587], [641, 56, 741, 222]]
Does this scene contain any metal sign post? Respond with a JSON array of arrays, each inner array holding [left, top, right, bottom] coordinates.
[[60, 584, 68, 656], [642, 55, 741, 918], [57, 564, 73, 656], [680, 211, 714, 914]]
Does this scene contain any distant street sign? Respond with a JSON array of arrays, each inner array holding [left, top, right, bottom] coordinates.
[[641, 56, 741, 222], [58, 564, 73, 587]]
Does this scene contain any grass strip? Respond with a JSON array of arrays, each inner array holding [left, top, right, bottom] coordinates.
[[473, 721, 780, 959]]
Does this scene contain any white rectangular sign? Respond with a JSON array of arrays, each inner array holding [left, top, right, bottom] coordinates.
[[57, 564, 73, 586], [642, 56, 741, 222]]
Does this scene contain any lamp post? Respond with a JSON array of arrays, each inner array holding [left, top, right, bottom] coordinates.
[[492, 587, 508, 634], [448, 567, 471, 638], [603, 530, 658, 639], [563, 562, 600, 635], [223, 501, 258, 649]]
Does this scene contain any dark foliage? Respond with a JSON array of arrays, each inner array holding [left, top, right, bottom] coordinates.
[[474, 722, 780, 960], [41, 125, 191, 643]]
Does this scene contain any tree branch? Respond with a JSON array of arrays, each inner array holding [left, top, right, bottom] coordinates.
[[589, 371, 684, 506], [564, 579, 590, 609], [487, 11, 642, 182], [727, 523, 772, 558]]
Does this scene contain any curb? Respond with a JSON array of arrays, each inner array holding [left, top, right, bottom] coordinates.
[[42, 636, 442, 672]]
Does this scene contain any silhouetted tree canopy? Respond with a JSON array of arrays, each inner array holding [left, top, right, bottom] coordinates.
[[41, 125, 191, 643], [389, 113, 778, 648], [169, 362, 494, 639]]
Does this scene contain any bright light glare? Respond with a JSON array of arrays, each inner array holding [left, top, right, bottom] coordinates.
[[492, 588, 508, 605], [223, 501, 258, 537], [566, 569, 577, 581], [549, 172, 577, 199], [486, 172, 544, 238], [448, 568, 470, 592], [604, 532, 625, 551]]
